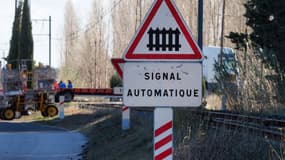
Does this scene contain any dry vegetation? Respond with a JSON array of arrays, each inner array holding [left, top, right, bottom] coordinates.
[[174, 109, 285, 160]]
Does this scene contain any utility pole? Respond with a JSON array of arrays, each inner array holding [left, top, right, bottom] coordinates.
[[220, 0, 226, 110], [198, 0, 203, 51], [15, 0, 18, 13], [49, 16, 51, 67], [220, 0, 226, 66]]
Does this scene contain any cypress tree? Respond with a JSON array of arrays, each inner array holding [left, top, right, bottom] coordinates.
[[228, 0, 285, 72], [7, 2, 23, 69], [20, 0, 33, 71], [228, 0, 285, 100], [245, 0, 285, 71]]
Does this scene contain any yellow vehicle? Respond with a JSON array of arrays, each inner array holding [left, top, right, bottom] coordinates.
[[0, 62, 58, 120]]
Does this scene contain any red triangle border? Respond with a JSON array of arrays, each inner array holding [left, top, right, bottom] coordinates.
[[124, 0, 203, 61], [111, 58, 125, 78]]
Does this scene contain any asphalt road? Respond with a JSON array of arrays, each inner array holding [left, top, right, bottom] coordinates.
[[0, 122, 86, 160]]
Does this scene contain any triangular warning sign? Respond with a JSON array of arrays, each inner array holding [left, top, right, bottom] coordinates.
[[111, 58, 125, 78], [123, 0, 203, 61]]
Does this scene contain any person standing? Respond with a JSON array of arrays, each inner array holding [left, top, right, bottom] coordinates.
[[53, 80, 59, 90], [58, 80, 66, 89], [67, 80, 73, 89]]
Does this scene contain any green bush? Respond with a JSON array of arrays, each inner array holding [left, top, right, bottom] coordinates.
[[110, 74, 122, 88]]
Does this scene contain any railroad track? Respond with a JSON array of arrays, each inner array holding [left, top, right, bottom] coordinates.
[[74, 101, 285, 141], [210, 118, 285, 141], [194, 110, 285, 141], [195, 110, 285, 127], [75, 101, 154, 112], [76, 101, 123, 110], [76, 102, 285, 128]]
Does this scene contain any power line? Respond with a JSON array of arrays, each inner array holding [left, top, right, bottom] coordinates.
[[31, 16, 52, 66], [64, 0, 124, 41]]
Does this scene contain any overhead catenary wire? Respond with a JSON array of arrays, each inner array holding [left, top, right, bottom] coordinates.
[[64, 0, 124, 41]]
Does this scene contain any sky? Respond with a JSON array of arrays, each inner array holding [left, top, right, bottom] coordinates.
[[0, 0, 105, 68]]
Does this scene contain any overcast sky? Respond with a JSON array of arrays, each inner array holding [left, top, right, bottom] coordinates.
[[0, 0, 97, 68]]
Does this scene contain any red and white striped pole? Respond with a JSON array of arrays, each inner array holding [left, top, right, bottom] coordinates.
[[122, 106, 130, 130], [59, 96, 65, 120], [154, 108, 173, 160]]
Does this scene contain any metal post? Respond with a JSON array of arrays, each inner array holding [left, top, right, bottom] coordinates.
[[220, 0, 226, 111], [49, 16, 51, 67], [198, 0, 203, 51], [154, 108, 173, 160], [59, 96, 65, 120], [220, 0, 226, 66], [122, 106, 130, 130], [15, 0, 18, 13]]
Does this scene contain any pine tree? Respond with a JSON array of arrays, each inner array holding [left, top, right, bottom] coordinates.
[[20, 0, 33, 71], [7, 2, 23, 69]]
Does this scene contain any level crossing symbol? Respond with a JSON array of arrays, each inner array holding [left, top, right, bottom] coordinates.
[[147, 27, 181, 52]]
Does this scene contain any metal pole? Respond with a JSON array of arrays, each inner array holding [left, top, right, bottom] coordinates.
[[59, 96, 65, 120], [198, 0, 203, 51], [154, 108, 173, 160], [15, 0, 19, 16], [122, 106, 130, 130], [15, 0, 18, 12], [49, 16, 51, 67], [220, 0, 226, 110], [220, 0, 226, 66]]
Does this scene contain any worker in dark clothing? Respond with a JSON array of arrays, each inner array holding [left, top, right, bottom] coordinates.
[[58, 80, 66, 89], [67, 80, 73, 89]]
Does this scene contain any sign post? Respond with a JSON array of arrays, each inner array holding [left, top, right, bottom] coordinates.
[[111, 59, 130, 131], [154, 108, 173, 160], [122, 106, 130, 130], [59, 96, 65, 120], [118, 0, 204, 159]]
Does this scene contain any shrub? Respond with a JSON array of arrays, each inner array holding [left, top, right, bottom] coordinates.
[[110, 74, 122, 88]]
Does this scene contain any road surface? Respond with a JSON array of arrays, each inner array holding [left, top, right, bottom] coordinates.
[[0, 122, 86, 160]]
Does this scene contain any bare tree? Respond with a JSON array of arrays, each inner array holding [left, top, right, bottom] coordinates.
[[59, 0, 80, 84], [111, 0, 153, 58], [60, 0, 112, 88], [77, 0, 112, 88]]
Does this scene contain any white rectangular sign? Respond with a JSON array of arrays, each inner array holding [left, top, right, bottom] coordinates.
[[123, 62, 202, 107]]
